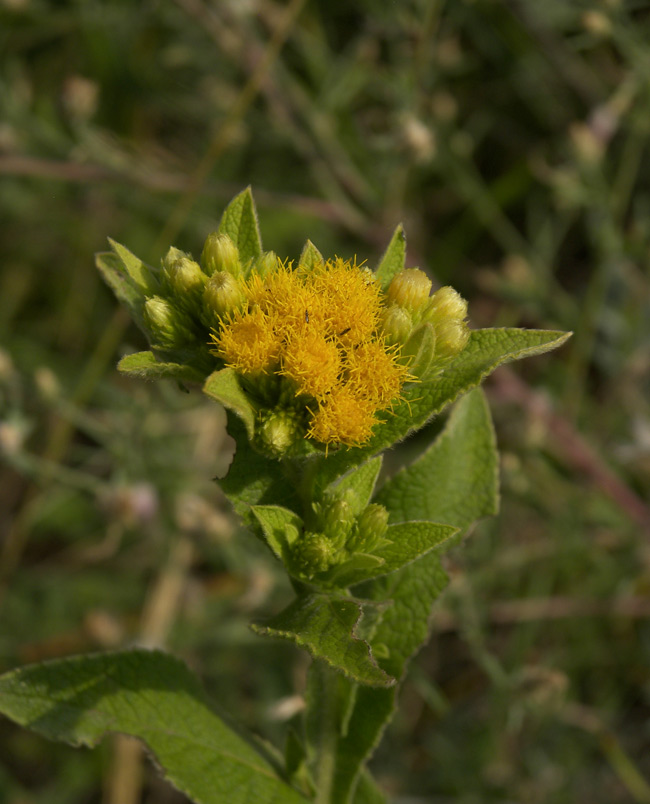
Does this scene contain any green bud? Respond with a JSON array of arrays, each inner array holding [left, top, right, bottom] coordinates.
[[381, 303, 413, 346], [142, 296, 195, 349], [347, 504, 389, 553], [292, 532, 336, 578], [387, 268, 432, 313], [400, 322, 438, 380], [433, 318, 470, 359], [255, 408, 306, 458], [253, 251, 278, 279], [201, 233, 242, 278], [203, 271, 246, 323], [161, 250, 206, 315], [423, 286, 468, 324], [319, 499, 355, 551]]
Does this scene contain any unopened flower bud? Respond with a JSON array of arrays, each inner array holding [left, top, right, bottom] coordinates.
[[142, 296, 195, 349], [201, 233, 242, 278], [381, 304, 413, 346], [161, 250, 206, 315], [292, 532, 336, 578], [347, 504, 389, 553], [400, 323, 438, 380], [254, 251, 278, 279], [319, 499, 355, 551], [387, 268, 432, 313], [255, 408, 306, 458], [424, 286, 468, 324], [203, 271, 246, 322], [433, 318, 470, 359]]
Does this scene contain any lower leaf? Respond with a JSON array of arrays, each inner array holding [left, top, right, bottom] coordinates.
[[0, 649, 307, 804]]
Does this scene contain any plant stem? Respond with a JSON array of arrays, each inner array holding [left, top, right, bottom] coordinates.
[[313, 667, 340, 804], [306, 662, 345, 804]]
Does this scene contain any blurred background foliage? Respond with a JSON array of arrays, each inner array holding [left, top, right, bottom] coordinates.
[[1, 0, 650, 802]]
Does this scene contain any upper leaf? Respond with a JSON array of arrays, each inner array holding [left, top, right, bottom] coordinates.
[[252, 504, 303, 563], [95, 251, 146, 329], [299, 239, 324, 270], [218, 187, 263, 267], [118, 351, 206, 384], [204, 368, 257, 439], [107, 237, 160, 294], [329, 456, 383, 513], [376, 386, 499, 528], [0, 649, 307, 804], [374, 224, 406, 291], [252, 594, 395, 688]]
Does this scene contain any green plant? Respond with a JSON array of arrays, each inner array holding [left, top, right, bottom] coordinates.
[[0, 188, 569, 803]]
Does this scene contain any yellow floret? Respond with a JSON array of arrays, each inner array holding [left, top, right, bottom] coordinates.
[[344, 340, 409, 409], [210, 307, 281, 374], [308, 387, 378, 446], [281, 331, 341, 398], [306, 258, 381, 346]]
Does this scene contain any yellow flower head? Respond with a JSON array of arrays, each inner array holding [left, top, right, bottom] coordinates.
[[281, 330, 341, 398], [210, 306, 282, 374], [344, 339, 409, 410], [307, 387, 378, 447], [210, 257, 411, 450]]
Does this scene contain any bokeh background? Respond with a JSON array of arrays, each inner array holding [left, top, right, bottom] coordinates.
[[2, 1, 650, 802]]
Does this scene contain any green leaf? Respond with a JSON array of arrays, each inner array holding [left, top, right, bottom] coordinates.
[[108, 238, 159, 294], [376, 387, 499, 528], [95, 251, 146, 328], [0, 649, 307, 804], [329, 388, 501, 801], [118, 351, 205, 384], [353, 770, 387, 804], [329, 457, 382, 513], [299, 239, 323, 270], [217, 417, 302, 525], [313, 327, 570, 491], [251, 505, 303, 563], [369, 521, 457, 578], [218, 187, 262, 267], [204, 368, 257, 439], [251, 594, 395, 688], [374, 224, 406, 291]]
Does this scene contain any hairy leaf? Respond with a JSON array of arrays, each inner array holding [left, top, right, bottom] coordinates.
[[0, 650, 306, 804], [218, 187, 262, 267], [107, 238, 160, 294], [329, 457, 382, 513], [118, 351, 205, 384], [204, 368, 257, 439], [376, 387, 499, 528], [374, 224, 406, 291], [299, 239, 324, 270], [251, 505, 303, 562], [252, 594, 395, 688]]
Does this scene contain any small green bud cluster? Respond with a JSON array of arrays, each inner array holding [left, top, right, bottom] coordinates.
[[346, 504, 389, 553], [290, 498, 391, 582], [137, 233, 277, 367], [381, 268, 470, 380]]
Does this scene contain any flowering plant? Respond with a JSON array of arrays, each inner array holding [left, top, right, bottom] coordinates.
[[0, 189, 569, 803]]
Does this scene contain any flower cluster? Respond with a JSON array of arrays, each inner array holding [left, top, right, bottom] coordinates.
[[210, 256, 410, 451], [129, 224, 470, 458]]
